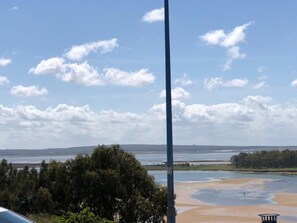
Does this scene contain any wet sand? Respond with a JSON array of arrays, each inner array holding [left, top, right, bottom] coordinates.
[[175, 178, 297, 223]]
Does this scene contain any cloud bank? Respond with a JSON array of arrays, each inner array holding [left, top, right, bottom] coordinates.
[[2, 95, 297, 148]]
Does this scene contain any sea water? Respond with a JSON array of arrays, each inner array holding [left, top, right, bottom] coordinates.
[[149, 170, 297, 204], [149, 170, 297, 222], [1, 149, 238, 165]]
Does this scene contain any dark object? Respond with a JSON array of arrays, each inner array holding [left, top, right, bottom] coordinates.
[[0, 207, 35, 223], [164, 0, 176, 222], [259, 213, 279, 223]]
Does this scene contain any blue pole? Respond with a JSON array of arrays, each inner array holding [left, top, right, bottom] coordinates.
[[164, 0, 175, 222]]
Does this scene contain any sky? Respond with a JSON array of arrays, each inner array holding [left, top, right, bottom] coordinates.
[[1, 0, 297, 149]]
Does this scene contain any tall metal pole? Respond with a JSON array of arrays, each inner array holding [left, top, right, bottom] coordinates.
[[164, 0, 175, 222]]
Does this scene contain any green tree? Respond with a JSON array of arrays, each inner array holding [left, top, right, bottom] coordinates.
[[0, 145, 167, 222], [54, 208, 115, 223], [34, 187, 54, 213]]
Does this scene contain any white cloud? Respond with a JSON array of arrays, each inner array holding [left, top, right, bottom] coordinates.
[[29, 57, 102, 86], [160, 87, 190, 100], [10, 85, 48, 97], [227, 46, 246, 59], [0, 103, 160, 148], [9, 6, 18, 11], [223, 45, 247, 71], [29, 57, 65, 75], [242, 95, 273, 111], [65, 38, 118, 61], [30, 58, 155, 87], [200, 30, 226, 45], [175, 73, 193, 86], [220, 23, 251, 47], [204, 77, 223, 91], [253, 81, 268, 89], [183, 102, 253, 123], [0, 104, 95, 123], [243, 95, 272, 105], [200, 22, 251, 70], [224, 78, 249, 87], [102, 68, 155, 87], [291, 79, 297, 87], [60, 62, 104, 86], [150, 95, 297, 145], [0, 58, 12, 67], [200, 23, 251, 47], [0, 76, 10, 85], [142, 8, 164, 23], [30, 40, 154, 87], [204, 77, 248, 90], [3, 95, 297, 148], [257, 66, 268, 73], [223, 60, 233, 71]]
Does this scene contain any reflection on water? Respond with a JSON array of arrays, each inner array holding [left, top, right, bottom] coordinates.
[[193, 188, 274, 206]]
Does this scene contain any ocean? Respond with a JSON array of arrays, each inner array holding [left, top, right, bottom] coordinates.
[[1, 148, 237, 165]]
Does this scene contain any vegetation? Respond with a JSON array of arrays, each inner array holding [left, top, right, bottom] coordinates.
[[144, 163, 233, 171], [0, 145, 167, 222], [145, 161, 297, 173], [29, 214, 56, 223], [231, 149, 297, 169], [53, 208, 114, 223]]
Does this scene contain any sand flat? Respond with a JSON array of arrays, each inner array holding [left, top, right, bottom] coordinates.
[[175, 178, 297, 223]]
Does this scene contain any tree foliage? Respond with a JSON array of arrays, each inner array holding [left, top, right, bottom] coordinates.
[[230, 149, 297, 168], [0, 145, 167, 222], [53, 208, 114, 223]]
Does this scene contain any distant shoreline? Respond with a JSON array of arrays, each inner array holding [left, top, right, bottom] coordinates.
[[11, 163, 42, 169], [10, 162, 297, 174], [145, 163, 297, 173]]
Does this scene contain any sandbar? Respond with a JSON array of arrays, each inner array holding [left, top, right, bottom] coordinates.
[[175, 178, 297, 223]]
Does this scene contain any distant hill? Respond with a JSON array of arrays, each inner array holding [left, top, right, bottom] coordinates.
[[1, 144, 297, 157]]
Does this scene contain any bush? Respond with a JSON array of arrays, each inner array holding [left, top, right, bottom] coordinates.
[[53, 208, 114, 223]]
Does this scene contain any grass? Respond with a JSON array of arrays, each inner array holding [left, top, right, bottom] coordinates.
[[28, 214, 55, 223], [144, 163, 297, 173]]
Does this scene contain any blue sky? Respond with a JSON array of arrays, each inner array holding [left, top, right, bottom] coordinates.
[[1, 0, 297, 149]]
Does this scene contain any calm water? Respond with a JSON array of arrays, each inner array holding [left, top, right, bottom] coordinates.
[[149, 171, 297, 204], [135, 151, 236, 165], [150, 171, 297, 222], [2, 155, 75, 163], [1, 149, 238, 165]]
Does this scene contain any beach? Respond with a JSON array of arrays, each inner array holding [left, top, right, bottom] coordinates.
[[175, 178, 297, 223]]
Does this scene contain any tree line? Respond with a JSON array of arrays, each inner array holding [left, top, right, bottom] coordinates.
[[230, 149, 297, 168], [0, 145, 167, 222]]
